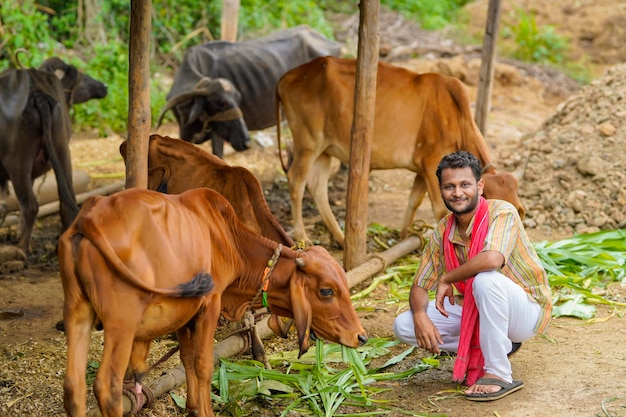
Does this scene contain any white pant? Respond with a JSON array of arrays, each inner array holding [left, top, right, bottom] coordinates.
[[393, 270, 541, 383]]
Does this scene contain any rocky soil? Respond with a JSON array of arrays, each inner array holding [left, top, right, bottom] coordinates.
[[521, 64, 626, 236]]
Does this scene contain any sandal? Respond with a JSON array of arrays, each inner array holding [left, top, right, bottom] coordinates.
[[465, 377, 524, 401]]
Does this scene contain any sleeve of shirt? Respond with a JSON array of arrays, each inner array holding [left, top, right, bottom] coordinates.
[[413, 225, 445, 290], [483, 202, 519, 265]]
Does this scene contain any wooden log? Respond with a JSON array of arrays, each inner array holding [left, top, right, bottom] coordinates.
[[3, 170, 90, 213], [87, 235, 424, 415], [1, 181, 125, 228]]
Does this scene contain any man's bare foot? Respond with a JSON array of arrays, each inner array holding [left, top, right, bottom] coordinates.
[[465, 373, 507, 395]]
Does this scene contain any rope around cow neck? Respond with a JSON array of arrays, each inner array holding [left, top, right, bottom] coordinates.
[[194, 106, 244, 143], [248, 244, 283, 312]]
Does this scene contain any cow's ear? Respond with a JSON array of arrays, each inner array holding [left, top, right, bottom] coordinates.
[[290, 274, 312, 357], [148, 166, 169, 193], [119, 141, 127, 159]]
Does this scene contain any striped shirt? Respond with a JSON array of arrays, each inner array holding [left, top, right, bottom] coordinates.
[[414, 199, 552, 334]]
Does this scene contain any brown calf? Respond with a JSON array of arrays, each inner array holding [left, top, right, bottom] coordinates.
[[120, 134, 295, 349], [58, 188, 366, 417]]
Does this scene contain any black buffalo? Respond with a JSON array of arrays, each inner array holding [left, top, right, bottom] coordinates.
[[157, 25, 342, 158], [0, 57, 107, 255]]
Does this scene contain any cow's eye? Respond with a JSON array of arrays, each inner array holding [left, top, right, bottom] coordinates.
[[320, 288, 334, 297]]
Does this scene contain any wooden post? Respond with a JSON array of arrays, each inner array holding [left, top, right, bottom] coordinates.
[[344, 0, 379, 271], [126, 0, 151, 189], [474, 0, 501, 135], [221, 0, 240, 42]]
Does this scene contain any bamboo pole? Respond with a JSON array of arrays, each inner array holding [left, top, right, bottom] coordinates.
[[86, 235, 424, 415]]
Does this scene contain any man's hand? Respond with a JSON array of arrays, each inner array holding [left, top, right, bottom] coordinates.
[[413, 313, 443, 354], [435, 273, 455, 317]]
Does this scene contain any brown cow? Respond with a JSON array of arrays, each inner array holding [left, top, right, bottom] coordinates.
[[58, 187, 367, 417], [120, 134, 294, 362], [119, 134, 293, 245], [276, 56, 524, 247]]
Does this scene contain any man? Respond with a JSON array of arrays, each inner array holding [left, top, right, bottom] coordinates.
[[393, 151, 552, 401]]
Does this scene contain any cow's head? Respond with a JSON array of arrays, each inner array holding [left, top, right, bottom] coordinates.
[[482, 171, 525, 219], [156, 77, 251, 153], [120, 135, 174, 193], [38, 57, 108, 105], [280, 246, 367, 357]]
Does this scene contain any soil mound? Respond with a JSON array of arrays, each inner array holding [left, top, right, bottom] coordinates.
[[521, 63, 626, 236]]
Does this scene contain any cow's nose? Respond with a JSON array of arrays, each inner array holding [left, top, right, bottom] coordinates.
[[358, 334, 368, 346]]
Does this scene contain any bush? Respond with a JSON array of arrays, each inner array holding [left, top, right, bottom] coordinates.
[[502, 9, 567, 65], [381, 0, 471, 30]]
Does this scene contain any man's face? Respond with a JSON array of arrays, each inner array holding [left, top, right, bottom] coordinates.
[[439, 167, 484, 215]]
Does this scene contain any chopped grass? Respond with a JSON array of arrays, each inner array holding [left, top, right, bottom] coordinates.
[[209, 338, 437, 416]]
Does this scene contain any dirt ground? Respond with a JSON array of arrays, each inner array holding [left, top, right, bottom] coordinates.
[[2, 2, 626, 416]]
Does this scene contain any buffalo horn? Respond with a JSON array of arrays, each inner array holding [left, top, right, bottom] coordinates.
[[155, 89, 212, 129]]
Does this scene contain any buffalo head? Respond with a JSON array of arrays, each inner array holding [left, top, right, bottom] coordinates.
[[38, 57, 108, 105], [157, 77, 251, 158]]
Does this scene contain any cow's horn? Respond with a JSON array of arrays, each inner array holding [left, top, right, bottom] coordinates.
[[155, 90, 212, 129], [512, 155, 530, 181], [512, 165, 524, 181], [295, 258, 305, 268]]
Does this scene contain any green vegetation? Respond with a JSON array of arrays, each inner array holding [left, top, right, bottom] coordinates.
[[381, 0, 471, 30], [361, 229, 626, 321], [206, 338, 441, 416], [501, 9, 567, 65], [498, 9, 590, 83]]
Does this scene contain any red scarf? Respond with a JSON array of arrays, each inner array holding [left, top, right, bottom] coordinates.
[[444, 196, 490, 386]]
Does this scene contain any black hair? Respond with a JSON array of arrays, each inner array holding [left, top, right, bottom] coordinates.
[[435, 151, 482, 184]]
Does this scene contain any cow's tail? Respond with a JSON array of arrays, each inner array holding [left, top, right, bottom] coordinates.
[[275, 86, 289, 174], [446, 77, 494, 168], [78, 215, 214, 298], [35, 91, 80, 221]]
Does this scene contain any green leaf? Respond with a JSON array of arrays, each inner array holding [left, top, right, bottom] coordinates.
[[375, 346, 415, 371], [552, 293, 596, 319], [257, 379, 294, 396], [170, 392, 186, 409]]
